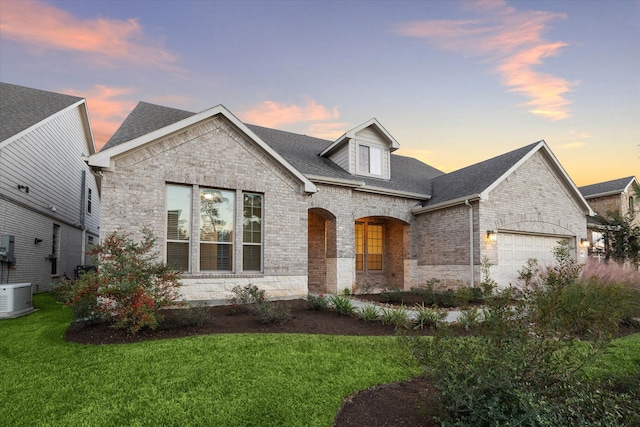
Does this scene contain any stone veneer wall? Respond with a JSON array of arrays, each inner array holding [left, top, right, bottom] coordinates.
[[100, 116, 310, 301]]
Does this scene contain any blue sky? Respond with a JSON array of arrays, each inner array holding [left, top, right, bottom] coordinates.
[[1, 0, 638, 186]]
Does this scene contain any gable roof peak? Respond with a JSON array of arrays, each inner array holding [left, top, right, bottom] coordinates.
[[320, 117, 400, 157]]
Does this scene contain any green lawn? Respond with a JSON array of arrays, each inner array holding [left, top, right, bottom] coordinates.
[[2, 295, 639, 427], [1, 294, 420, 426]]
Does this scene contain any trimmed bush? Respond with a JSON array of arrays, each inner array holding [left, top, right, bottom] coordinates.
[[53, 229, 182, 334]]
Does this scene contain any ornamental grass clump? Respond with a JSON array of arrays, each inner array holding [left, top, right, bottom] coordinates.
[[413, 303, 447, 330], [356, 304, 380, 322], [53, 229, 182, 334], [329, 295, 355, 316]]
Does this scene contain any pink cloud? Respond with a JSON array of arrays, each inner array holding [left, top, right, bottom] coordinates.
[[64, 85, 136, 150], [240, 100, 340, 129], [305, 122, 349, 140], [394, 0, 574, 120], [0, 0, 178, 70]]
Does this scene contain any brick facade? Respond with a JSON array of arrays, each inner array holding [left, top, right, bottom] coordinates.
[[100, 116, 310, 301], [98, 114, 589, 299], [411, 151, 588, 288]]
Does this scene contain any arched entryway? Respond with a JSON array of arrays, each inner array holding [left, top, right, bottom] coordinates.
[[308, 208, 337, 294], [354, 216, 409, 292]]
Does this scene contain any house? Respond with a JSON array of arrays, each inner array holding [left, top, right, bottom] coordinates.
[[0, 82, 101, 291], [578, 176, 640, 256], [88, 101, 592, 301]]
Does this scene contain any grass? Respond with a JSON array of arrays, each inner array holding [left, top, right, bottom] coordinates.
[[1, 294, 419, 427], [2, 294, 639, 426]]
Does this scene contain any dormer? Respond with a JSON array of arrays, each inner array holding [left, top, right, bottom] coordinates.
[[320, 118, 400, 180]]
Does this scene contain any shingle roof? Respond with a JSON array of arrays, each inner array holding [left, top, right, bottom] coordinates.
[[420, 142, 541, 207], [246, 124, 443, 195], [102, 101, 444, 196], [101, 101, 195, 150], [578, 176, 637, 198], [0, 82, 83, 142]]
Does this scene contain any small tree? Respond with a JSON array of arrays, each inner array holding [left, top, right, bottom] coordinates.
[[55, 229, 182, 333], [598, 210, 640, 266]]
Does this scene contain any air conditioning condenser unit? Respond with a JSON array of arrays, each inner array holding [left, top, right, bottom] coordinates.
[[0, 283, 34, 318]]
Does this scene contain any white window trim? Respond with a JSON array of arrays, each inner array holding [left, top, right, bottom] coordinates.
[[356, 144, 383, 177]]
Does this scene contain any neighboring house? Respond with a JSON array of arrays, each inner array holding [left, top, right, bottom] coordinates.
[[89, 101, 592, 301], [578, 176, 640, 256], [0, 82, 101, 291]]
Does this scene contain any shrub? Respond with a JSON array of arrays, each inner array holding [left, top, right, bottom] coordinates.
[[413, 304, 447, 330], [228, 285, 290, 324], [329, 295, 355, 316], [380, 287, 405, 304], [228, 284, 264, 308], [251, 302, 291, 324], [454, 287, 475, 307], [53, 229, 182, 334], [356, 304, 380, 322], [307, 293, 329, 311], [403, 243, 636, 426]]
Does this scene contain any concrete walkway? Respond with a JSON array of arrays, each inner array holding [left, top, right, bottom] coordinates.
[[347, 297, 463, 323]]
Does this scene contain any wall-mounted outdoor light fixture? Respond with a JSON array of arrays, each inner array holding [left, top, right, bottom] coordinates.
[[580, 238, 590, 248], [34, 238, 43, 244], [487, 230, 497, 242], [18, 184, 29, 193]]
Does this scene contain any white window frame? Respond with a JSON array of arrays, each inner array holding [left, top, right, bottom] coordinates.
[[357, 144, 383, 177]]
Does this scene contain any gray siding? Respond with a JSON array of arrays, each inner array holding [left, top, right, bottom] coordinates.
[[328, 143, 350, 172], [0, 105, 100, 290]]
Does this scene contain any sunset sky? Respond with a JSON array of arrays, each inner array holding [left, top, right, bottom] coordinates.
[[1, 0, 638, 186]]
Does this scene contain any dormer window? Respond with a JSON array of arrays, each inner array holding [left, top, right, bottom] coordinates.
[[320, 118, 400, 181], [358, 145, 382, 176]]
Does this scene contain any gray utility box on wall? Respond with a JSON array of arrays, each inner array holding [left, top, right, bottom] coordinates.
[[0, 283, 34, 318]]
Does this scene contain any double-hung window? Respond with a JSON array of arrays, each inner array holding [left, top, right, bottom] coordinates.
[[243, 193, 263, 271], [166, 185, 191, 271], [357, 145, 382, 176], [200, 188, 234, 271]]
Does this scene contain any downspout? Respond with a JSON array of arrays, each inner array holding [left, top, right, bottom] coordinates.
[[80, 170, 87, 266], [464, 200, 475, 288]]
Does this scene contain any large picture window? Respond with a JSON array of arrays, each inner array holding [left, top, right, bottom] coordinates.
[[200, 188, 234, 271], [166, 184, 264, 274], [355, 221, 383, 271], [166, 185, 191, 271], [243, 193, 263, 271]]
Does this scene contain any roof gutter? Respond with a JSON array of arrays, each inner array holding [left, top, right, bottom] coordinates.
[[411, 194, 482, 215], [306, 175, 365, 188], [583, 190, 625, 199], [465, 199, 475, 288], [306, 175, 431, 200]]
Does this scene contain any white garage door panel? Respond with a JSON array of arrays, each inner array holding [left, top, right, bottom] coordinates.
[[494, 233, 568, 288]]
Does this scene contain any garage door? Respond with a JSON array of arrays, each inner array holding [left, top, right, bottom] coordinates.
[[493, 233, 569, 288]]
